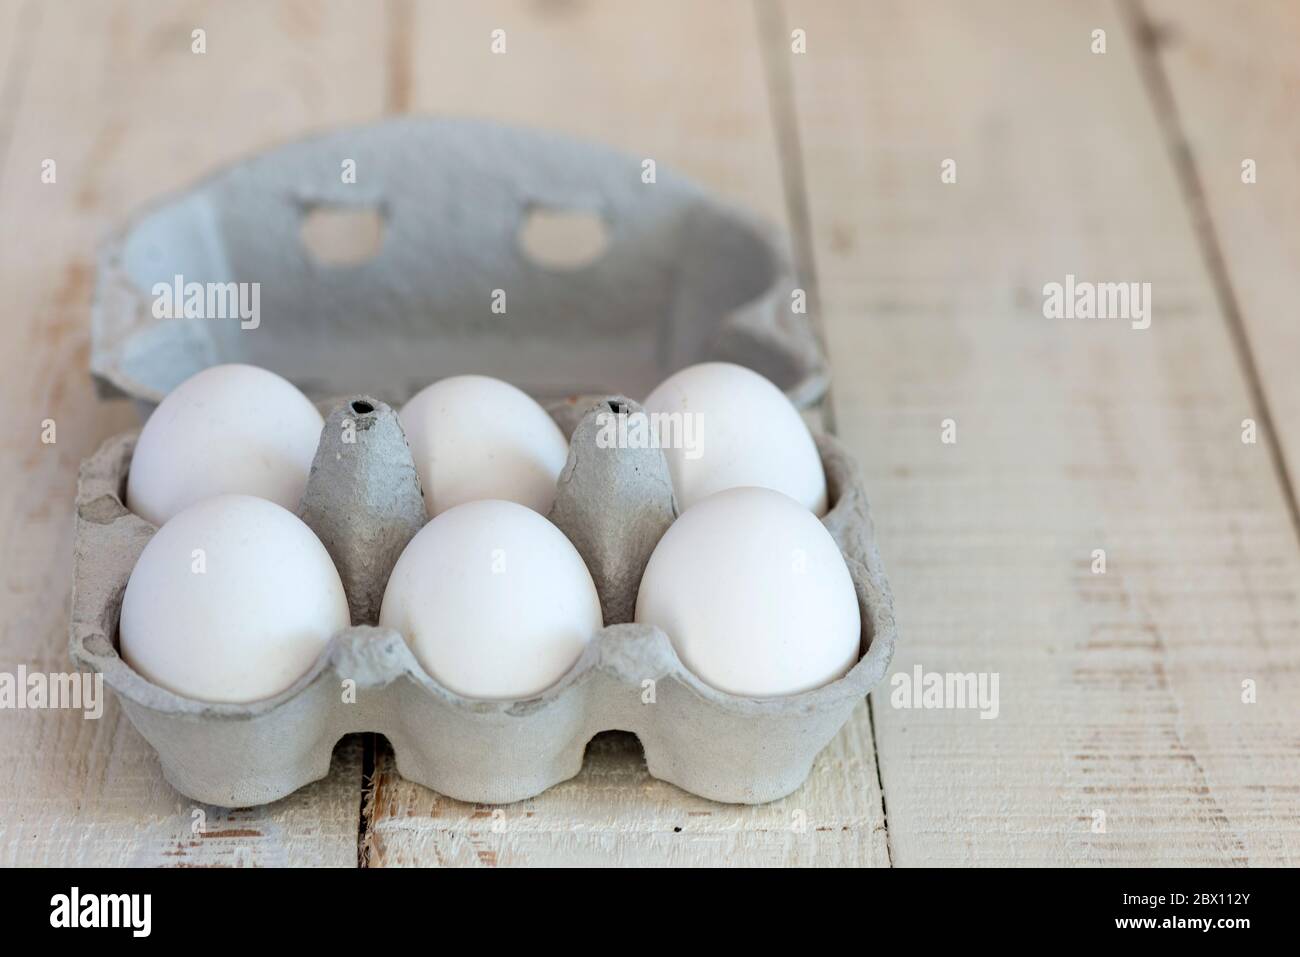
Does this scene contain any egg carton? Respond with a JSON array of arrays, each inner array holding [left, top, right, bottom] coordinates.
[[70, 395, 897, 807], [89, 116, 828, 416]]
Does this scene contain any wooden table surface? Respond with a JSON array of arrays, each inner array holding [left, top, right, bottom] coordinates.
[[1, 0, 1297, 867]]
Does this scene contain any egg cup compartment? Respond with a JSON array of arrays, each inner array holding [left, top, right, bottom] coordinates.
[[70, 395, 896, 807], [90, 117, 828, 416]]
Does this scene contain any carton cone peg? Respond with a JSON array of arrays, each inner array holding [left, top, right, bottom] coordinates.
[[298, 396, 427, 625], [548, 397, 676, 625]]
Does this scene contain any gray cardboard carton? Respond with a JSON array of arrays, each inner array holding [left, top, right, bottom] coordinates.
[[73, 119, 894, 806], [71, 398, 895, 806]]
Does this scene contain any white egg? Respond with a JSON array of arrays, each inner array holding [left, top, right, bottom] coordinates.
[[635, 486, 860, 698], [643, 361, 828, 515], [120, 494, 350, 704], [398, 375, 569, 518], [379, 499, 603, 699], [126, 363, 324, 527]]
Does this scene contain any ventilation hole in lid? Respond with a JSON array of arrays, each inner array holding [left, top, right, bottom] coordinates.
[[351, 400, 375, 415], [300, 205, 385, 266], [518, 207, 608, 270]]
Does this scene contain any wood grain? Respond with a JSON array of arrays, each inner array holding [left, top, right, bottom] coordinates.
[[359, 0, 890, 867], [0, 0, 388, 867], [779, 0, 1300, 865]]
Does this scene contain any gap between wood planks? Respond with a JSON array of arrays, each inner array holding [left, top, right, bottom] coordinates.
[[357, 734, 376, 867], [753, 0, 892, 866], [1120, 0, 1300, 551], [386, 0, 414, 113]]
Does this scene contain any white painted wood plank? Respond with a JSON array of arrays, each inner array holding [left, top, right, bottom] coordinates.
[[366, 722, 886, 867], [399, 0, 790, 224], [781, 0, 1300, 865], [0, 0, 390, 866], [1142, 0, 1300, 495]]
